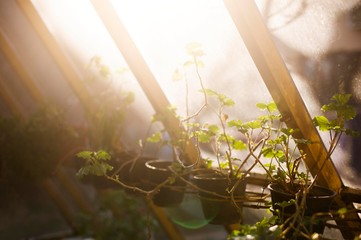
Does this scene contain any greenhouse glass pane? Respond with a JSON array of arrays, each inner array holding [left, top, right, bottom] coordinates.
[[31, 0, 158, 149], [256, 0, 361, 187], [110, 0, 273, 117]]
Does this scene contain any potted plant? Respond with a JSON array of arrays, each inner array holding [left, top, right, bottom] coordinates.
[[0, 104, 79, 184], [144, 88, 250, 212], [185, 89, 251, 225], [230, 93, 358, 238], [144, 43, 255, 224], [144, 159, 190, 207], [227, 216, 281, 240], [76, 189, 159, 239], [75, 56, 153, 189]]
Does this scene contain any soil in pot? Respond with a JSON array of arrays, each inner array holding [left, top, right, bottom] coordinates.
[[145, 160, 187, 207], [192, 172, 247, 225], [268, 182, 336, 237]]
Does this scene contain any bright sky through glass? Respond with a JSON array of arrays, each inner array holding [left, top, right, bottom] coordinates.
[[28, 0, 361, 186]]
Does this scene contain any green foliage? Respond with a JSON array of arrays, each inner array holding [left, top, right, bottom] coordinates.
[[201, 88, 235, 106], [186, 42, 205, 58], [256, 102, 277, 113], [0, 104, 78, 182], [76, 150, 113, 177], [228, 217, 281, 240], [146, 132, 163, 143], [84, 56, 135, 151], [77, 189, 158, 240], [313, 93, 359, 137]]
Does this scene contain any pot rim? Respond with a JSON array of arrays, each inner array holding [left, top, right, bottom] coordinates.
[[192, 172, 249, 181], [268, 182, 337, 199], [145, 159, 173, 172]]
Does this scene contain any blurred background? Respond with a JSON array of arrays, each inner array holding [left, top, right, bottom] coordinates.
[[0, 0, 360, 239]]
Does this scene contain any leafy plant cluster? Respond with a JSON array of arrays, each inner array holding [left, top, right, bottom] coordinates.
[[76, 189, 158, 240], [0, 104, 78, 182], [228, 216, 281, 240], [84, 56, 134, 152], [226, 93, 359, 239], [145, 43, 255, 181], [76, 150, 113, 177], [76, 48, 359, 240]]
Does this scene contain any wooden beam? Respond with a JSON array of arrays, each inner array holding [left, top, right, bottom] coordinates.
[[90, 1, 189, 239], [16, 0, 94, 114], [0, 30, 44, 103], [0, 75, 23, 116], [0, 75, 80, 233], [223, 0, 341, 189], [11, 0, 98, 226], [148, 202, 185, 240], [90, 0, 198, 166], [42, 179, 79, 230], [223, 0, 361, 237]]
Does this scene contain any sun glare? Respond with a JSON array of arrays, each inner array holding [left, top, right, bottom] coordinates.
[[31, 0, 269, 115]]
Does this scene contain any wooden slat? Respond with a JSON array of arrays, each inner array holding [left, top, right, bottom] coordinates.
[[9, 0, 97, 225], [90, 0, 198, 166], [0, 77, 79, 232], [16, 0, 94, 114], [148, 202, 185, 240], [341, 187, 361, 203], [42, 179, 79, 230], [223, 0, 361, 237], [0, 30, 43, 103], [56, 168, 95, 215], [0, 75, 23, 116], [223, 0, 341, 189], [90, 1, 191, 239]]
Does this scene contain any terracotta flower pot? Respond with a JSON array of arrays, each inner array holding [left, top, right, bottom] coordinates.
[[268, 182, 336, 236], [145, 160, 187, 207], [192, 172, 247, 225]]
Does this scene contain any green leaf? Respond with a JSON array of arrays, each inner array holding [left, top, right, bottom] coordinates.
[[264, 163, 276, 172], [256, 102, 277, 113], [207, 124, 219, 135], [247, 120, 262, 129], [172, 68, 183, 81], [340, 106, 356, 121], [195, 60, 205, 68], [96, 150, 111, 161], [223, 98, 235, 106], [337, 207, 348, 215], [275, 199, 295, 208], [196, 130, 211, 143], [147, 132, 162, 143], [262, 147, 275, 158], [183, 60, 194, 67], [313, 115, 330, 131], [233, 139, 247, 151], [99, 65, 110, 78], [219, 162, 228, 169], [321, 93, 356, 121], [346, 129, 360, 137], [186, 42, 204, 57], [95, 162, 113, 176], [267, 102, 277, 113], [280, 128, 295, 136], [332, 93, 352, 105], [256, 102, 268, 110], [228, 119, 243, 128], [201, 89, 235, 106], [274, 150, 284, 158], [76, 151, 93, 160]]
